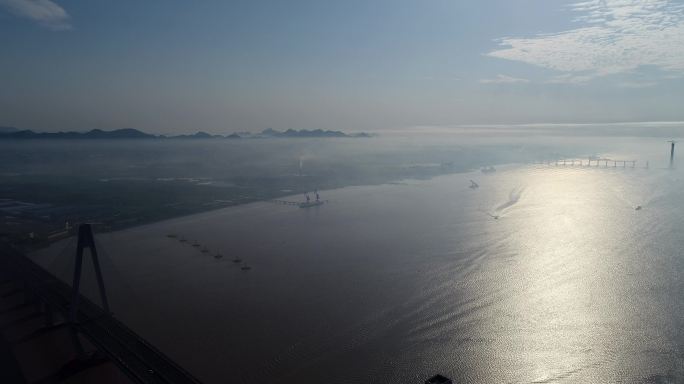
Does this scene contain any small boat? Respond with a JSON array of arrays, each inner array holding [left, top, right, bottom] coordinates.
[[192, 240, 200, 247], [232, 257, 242, 263], [469, 180, 479, 189], [241, 265, 251, 271], [635, 205, 642, 211], [179, 237, 187, 243], [214, 252, 223, 259], [201, 246, 209, 253], [166, 234, 178, 239]]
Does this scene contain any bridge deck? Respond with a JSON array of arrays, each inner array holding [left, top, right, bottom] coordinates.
[[0, 244, 202, 384]]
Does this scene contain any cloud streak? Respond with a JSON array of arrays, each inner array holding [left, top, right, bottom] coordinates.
[[480, 74, 529, 84], [0, 0, 71, 30], [486, 0, 684, 83]]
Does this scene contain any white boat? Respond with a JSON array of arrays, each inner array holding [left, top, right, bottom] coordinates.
[[299, 190, 325, 208]]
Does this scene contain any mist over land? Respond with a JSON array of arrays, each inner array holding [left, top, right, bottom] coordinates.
[[2, 124, 681, 247]]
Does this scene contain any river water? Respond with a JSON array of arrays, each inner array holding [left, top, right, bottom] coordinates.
[[33, 140, 684, 383]]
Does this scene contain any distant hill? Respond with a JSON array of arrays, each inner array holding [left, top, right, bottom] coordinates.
[[169, 131, 224, 139], [0, 127, 370, 140], [257, 128, 369, 138], [0, 128, 156, 140], [0, 126, 18, 133], [84, 128, 155, 139]]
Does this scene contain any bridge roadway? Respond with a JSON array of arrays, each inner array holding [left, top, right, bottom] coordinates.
[[0, 243, 203, 384]]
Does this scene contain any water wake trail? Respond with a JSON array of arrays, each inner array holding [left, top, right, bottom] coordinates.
[[495, 186, 525, 213], [478, 186, 526, 219]]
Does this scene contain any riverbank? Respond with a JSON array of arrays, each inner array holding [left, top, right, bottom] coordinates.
[[1, 132, 650, 250]]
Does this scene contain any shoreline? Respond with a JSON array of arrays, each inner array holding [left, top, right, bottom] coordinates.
[[13, 163, 507, 252]]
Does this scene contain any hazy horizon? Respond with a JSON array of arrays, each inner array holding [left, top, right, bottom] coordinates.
[[3, 121, 684, 137], [3, 0, 684, 134]]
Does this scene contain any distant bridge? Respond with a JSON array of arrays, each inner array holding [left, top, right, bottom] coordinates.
[[0, 227, 203, 384], [537, 158, 645, 168]]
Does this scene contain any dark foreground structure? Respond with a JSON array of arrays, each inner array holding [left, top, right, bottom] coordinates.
[[0, 236, 202, 384], [1, 225, 453, 383]]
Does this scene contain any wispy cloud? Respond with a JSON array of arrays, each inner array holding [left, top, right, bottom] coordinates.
[[0, 0, 71, 30], [546, 73, 597, 85], [486, 0, 684, 84], [617, 81, 659, 88], [480, 74, 529, 84]]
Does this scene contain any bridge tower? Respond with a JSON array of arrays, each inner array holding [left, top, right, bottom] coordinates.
[[70, 223, 110, 324]]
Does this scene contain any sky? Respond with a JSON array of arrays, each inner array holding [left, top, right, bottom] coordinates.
[[1, 0, 684, 134]]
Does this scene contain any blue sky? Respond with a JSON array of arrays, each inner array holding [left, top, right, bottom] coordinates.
[[1, 0, 684, 134]]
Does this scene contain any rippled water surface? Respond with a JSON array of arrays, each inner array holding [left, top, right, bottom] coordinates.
[[35, 157, 684, 383]]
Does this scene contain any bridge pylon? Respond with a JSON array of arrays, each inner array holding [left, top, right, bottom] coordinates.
[[70, 223, 110, 324]]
